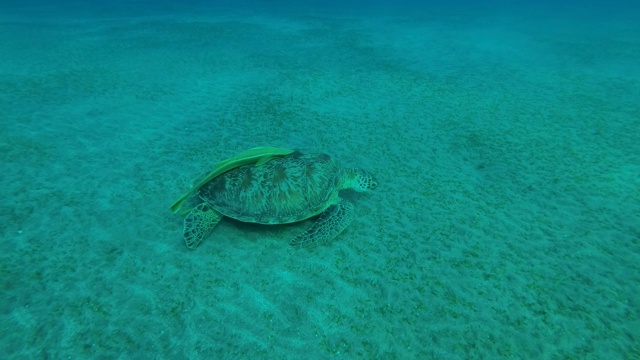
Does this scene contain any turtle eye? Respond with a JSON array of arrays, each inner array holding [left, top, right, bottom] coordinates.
[[365, 177, 378, 190]]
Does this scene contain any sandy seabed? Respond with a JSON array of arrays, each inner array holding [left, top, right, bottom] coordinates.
[[1, 2, 639, 359]]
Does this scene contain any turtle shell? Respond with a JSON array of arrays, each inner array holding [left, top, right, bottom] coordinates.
[[198, 151, 342, 224]]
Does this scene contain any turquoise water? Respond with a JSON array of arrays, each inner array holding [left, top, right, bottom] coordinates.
[[1, 1, 639, 358]]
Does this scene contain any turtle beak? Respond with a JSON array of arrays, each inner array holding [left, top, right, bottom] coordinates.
[[367, 177, 378, 190]]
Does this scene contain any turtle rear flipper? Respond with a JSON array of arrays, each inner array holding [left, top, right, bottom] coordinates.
[[183, 203, 222, 249], [290, 200, 354, 248]]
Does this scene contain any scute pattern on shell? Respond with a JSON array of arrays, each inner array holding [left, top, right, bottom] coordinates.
[[198, 152, 342, 224]]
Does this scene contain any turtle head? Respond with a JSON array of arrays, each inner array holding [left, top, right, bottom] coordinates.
[[344, 168, 377, 192]]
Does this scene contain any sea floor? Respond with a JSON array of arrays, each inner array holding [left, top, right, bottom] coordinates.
[[1, 2, 639, 359]]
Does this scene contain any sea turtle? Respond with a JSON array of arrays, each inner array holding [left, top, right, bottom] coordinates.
[[177, 150, 377, 249]]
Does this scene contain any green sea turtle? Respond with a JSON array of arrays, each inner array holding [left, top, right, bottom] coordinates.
[[177, 150, 377, 249]]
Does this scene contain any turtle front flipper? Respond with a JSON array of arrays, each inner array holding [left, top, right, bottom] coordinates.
[[183, 203, 222, 249], [290, 200, 354, 248]]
